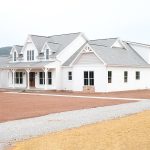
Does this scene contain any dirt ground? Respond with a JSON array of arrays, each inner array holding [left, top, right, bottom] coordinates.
[[10, 110, 150, 150], [0, 92, 134, 122]]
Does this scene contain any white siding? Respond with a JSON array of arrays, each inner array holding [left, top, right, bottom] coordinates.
[[62, 67, 73, 91], [8, 70, 27, 88], [106, 67, 150, 92], [35, 69, 56, 90], [23, 42, 38, 62], [0, 70, 9, 88], [72, 65, 107, 92], [74, 53, 103, 65]]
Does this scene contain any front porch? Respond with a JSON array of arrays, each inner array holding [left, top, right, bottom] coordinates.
[[9, 68, 56, 90], [1, 61, 58, 90]]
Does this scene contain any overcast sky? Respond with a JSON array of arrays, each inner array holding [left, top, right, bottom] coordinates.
[[0, 0, 150, 47]]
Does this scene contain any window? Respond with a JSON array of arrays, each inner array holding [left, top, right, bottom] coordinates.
[[124, 71, 128, 83], [84, 71, 88, 85], [14, 52, 17, 61], [27, 51, 29, 61], [136, 71, 140, 80], [15, 72, 23, 84], [39, 72, 45, 85], [108, 71, 112, 83], [68, 72, 72, 80], [46, 49, 49, 60], [84, 71, 94, 86], [32, 50, 34, 60], [27, 50, 34, 61], [48, 72, 52, 85]]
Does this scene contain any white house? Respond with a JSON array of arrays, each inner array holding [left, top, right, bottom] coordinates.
[[0, 32, 150, 92]]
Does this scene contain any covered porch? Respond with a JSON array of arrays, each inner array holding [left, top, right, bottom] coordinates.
[[5, 62, 57, 90]]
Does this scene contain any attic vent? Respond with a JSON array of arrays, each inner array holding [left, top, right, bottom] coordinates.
[[82, 46, 93, 53]]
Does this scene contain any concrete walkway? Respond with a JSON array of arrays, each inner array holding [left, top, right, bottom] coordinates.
[[1, 99, 150, 150], [4, 91, 146, 101]]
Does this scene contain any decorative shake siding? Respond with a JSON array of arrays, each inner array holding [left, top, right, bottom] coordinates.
[[74, 53, 103, 65]]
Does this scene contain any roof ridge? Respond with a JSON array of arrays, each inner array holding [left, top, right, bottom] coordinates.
[[14, 45, 23, 47], [125, 41, 150, 47], [90, 37, 118, 41], [47, 32, 81, 38], [30, 32, 81, 39], [30, 34, 48, 38]]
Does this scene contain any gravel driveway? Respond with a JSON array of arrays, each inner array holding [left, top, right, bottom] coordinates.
[[1, 99, 150, 150]]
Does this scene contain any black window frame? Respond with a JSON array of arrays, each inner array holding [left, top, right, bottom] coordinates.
[[124, 71, 128, 83], [48, 72, 52, 85], [136, 71, 140, 80], [68, 71, 72, 80], [15, 72, 23, 84], [84, 71, 94, 86], [39, 72, 45, 85], [108, 71, 112, 83]]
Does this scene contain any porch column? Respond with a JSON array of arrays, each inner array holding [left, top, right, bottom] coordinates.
[[26, 68, 31, 89], [44, 68, 48, 90], [12, 69, 16, 89]]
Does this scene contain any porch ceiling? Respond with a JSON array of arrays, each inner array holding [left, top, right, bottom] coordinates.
[[0, 61, 53, 69]]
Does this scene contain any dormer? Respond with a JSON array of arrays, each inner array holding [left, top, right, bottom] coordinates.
[[111, 39, 126, 49], [41, 42, 59, 60], [21, 35, 39, 62], [10, 45, 23, 62]]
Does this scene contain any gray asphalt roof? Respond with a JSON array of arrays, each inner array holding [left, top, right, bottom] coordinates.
[[0, 47, 12, 56], [14, 45, 23, 54], [63, 43, 87, 66], [47, 42, 61, 52], [90, 42, 149, 66], [30, 32, 81, 55], [63, 38, 149, 67], [0, 61, 52, 69], [89, 38, 118, 47]]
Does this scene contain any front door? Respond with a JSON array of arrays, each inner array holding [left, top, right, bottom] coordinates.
[[29, 72, 35, 87]]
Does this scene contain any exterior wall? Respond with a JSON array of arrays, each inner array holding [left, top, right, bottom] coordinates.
[[106, 67, 150, 92], [23, 42, 38, 62], [21, 36, 39, 62], [74, 53, 103, 65], [62, 67, 73, 91], [70, 51, 107, 92], [0, 70, 9, 88], [11, 48, 19, 63], [8, 70, 27, 88], [72, 65, 107, 92], [35, 69, 56, 90], [57, 34, 86, 64], [130, 44, 150, 64]]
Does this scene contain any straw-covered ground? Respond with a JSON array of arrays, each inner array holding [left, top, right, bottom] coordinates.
[[10, 110, 150, 150]]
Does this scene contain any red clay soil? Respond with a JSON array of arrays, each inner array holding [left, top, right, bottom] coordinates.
[[0, 93, 135, 123], [45, 89, 150, 99]]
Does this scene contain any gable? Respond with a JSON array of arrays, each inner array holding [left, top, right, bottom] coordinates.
[[74, 52, 103, 65]]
